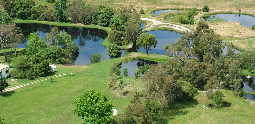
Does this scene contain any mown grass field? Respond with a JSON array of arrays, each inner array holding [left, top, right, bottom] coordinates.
[[0, 52, 255, 123]]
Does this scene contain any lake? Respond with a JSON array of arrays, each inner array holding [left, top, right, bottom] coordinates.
[[16, 23, 109, 65], [203, 14, 255, 28], [152, 9, 180, 16]]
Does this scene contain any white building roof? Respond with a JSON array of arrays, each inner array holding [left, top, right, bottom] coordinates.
[[0, 64, 9, 70]]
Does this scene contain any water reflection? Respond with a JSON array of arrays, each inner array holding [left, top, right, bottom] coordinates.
[[16, 23, 108, 65], [152, 9, 180, 16], [241, 76, 255, 100], [119, 59, 159, 77], [138, 30, 182, 54], [203, 14, 255, 28]]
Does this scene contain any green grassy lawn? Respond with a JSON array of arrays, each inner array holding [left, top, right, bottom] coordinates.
[[0, 52, 254, 123]]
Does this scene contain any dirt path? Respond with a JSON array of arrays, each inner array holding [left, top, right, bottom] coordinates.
[[141, 18, 192, 32]]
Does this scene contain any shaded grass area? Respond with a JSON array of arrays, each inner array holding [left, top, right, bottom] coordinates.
[[0, 48, 23, 64]]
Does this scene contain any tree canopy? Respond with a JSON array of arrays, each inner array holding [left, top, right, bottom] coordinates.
[[136, 33, 157, 53], [74, 90, 113, 123]]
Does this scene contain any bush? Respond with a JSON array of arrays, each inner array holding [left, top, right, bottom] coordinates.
[[202, 5, 210, 12], [90, 53, 103, 64], [74, 90, 113, 123], [0, 116, 5, 124], [252, 25, 255, 30], [115, 68, 121, 76], [179, 14, 189, 24], [213, 90, 223, 108], [123, 68, 128, 77], [178, 81, 198, 101], [139, 64, 149, 74], [107, 44, 122, 58], [47, 0, 55, 3], [140, 8, 145, 14], [134, 68, 140, 79]]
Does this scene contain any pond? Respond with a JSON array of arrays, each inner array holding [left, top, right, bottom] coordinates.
[[16, 23, 109, 65], [140, 23, 146, 29], [203, 14, 255, 28], [222, 43, 241, 54], [119, 59, 159, 77], [138, 30, 182, 54], [152, 9, 180, 16], [241, 76, 255, 100]]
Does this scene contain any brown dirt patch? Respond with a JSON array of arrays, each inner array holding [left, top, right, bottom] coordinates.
[[209, 22, 255, 38], [232, 41, 249, 50]]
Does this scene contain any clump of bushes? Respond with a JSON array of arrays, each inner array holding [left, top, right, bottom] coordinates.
[[202, 5, 210, 12], [140, 8, 145, 14], [90, 53, 103, 64], [252, 25, 255, 30], [213, 90, 223, 108]]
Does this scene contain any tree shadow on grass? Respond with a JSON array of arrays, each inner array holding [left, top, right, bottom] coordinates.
[[165, 99, 198, 121], [0, 91, 15, 97]]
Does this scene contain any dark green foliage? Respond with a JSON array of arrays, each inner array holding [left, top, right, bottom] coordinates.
[[80, 7, 99, 25], [97, 6, 115, 27], [0, 78, 9, 92], [13, 0, 35, 19], [187, 8, 197, 24], [0, 10, 12, 24], [179, 14, 190, 24], [90, 53, 102, 64], [235, 88, 246, 98], [0, 116, 5, 124], [192, 22, 223, 62], [110, 16, 126, 31], [44, 10, 57, 21], [108, 29, 123, 44], [178, 81, 198, 101], [115, 67, 121, 76], [140, 8, 145, 14], [31, 53, 51, 77], [116, 93, 152, 124], [1, 0, 16, 17], [74, 90, 113, 123], [54, 0, 67, 22], [47, 0, 55, 3], [30, 5, 47, 20], [202, 5, 210, 12], [67, 0, 86, 23], [107, 44, 122, 58], [252, 25, 255, 30], [136, 33, 158, 53], [139, 63, 149, 74], [23, 33, 48, 56], [11, 55, 33, 79], [123, 68, 128, 77], [213, 90, 223, 108], [134, 68, 140, 79]]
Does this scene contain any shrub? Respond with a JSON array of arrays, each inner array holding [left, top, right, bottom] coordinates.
[[74, 90, 113, 123], [252, 25, 255, 30], [0, 116, 5, 124], [107, 44, 122, 58], [140, 8, 145, 14], [0, 78, 9, 92], [47, 0, 55, 3], [123, 68, 128, 77], [90, 53, 103, 64], [179, 14, 189, 24], [115, 68, 121, 76], [134, 68, 140, 79], [139, 64, 149, 74], [213, 90, 223, 108], [206, 89, 214, 99], [202, 5, 210, 12], [178, 81, 198, 101]]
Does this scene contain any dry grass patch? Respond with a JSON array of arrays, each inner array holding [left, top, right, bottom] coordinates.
[[209, 22, 255, 38], [231, 41, 249, 50]]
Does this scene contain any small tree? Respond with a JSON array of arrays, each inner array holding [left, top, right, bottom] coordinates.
[[123, 68, 128, 77], [90, 53, 103, 64], [213, 90, 223, 108], [136, 33, 157, 53], [140, 8, 145, 14], [107, 44, 122, 58], [115, 67, 121, 76], [74, 90, 113, 123], [202, 5, 210, 12], [54, 0, 67, 22], [134, 68, 140, 79], [252, 25, 255, 30]]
